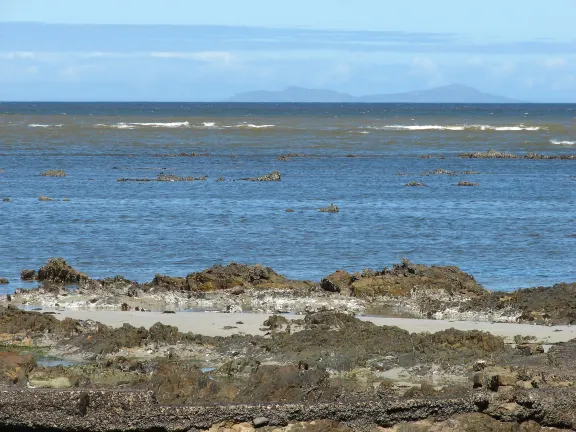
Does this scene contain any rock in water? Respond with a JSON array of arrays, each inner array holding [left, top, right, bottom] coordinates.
[[36, 258, 89, 284], [318, 203, 339, 213], [239, 170, 281, 181], [40, 170, 67, 177]]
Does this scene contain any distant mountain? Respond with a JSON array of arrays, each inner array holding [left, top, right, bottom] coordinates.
[[227, 84, 520, 103]]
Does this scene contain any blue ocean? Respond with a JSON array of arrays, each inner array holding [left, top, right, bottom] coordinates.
[[0, 103, 575, 293]]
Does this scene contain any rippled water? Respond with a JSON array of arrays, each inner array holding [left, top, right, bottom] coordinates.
[[0, 103, 575, 293]]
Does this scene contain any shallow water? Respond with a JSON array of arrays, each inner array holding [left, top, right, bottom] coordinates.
[[0, 103, 575, 292]]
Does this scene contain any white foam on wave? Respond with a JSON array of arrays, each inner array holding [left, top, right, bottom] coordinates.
[[28, 124, 63, 128], [96, 121, 190, 129], [550, 139, 576, 145], [237, 123, 275, 129], [202, 122, 216, 127], [364, 124, 543, 131]]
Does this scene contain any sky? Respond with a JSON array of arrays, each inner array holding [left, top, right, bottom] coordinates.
[[1, 0, 575, 101]]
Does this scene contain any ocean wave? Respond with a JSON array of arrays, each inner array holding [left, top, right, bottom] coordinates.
[[236, 123, 275, 129], [364, 124, 544, 131], [550, 139, 576, 145], [96, 121, 190, 129], [28, 124, 63, 128], [202, 122, 216, 127]]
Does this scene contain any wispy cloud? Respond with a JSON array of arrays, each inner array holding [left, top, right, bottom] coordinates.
[[2, 22, 574, 55]]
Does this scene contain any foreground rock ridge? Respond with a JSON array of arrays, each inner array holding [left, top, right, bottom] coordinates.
[[7, 258, 576, 325], [1, 303, 576, 431], [2, 259, 576, 430]]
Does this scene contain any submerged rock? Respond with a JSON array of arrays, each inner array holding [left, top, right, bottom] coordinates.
[[0, 278, 8, 284], [318, 203, 339, 213], [239, 170, 281, 181], [404, 181, 426, 186], [38, 196, 53, 201], [40, 170, 67, 177], [457, 181, 480, 186]]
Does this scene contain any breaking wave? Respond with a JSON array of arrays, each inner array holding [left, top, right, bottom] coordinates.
[[28, 124, 63, 128], [550, 139, 576, 145], [364, 124, 544, 131], [96, 121, 190, 129]]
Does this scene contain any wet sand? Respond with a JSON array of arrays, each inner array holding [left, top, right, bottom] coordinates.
[[48, 309, 576, 343]]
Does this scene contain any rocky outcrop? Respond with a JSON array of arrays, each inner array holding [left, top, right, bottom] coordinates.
[[324, 260, 487, 300], [239, 170, 281, 181], [318, 203, 339, 213], [458, 282, 576, 325], [36, 258, 89, 284], [458, 150, 576, 160], [40, 170, 67, 177]]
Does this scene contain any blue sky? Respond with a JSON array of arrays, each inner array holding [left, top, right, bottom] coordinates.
[[1, 0, 575, 101]]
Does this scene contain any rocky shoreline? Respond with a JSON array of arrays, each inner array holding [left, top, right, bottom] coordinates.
[[5, 258, 576, 325], [1, 258, 576, 431]]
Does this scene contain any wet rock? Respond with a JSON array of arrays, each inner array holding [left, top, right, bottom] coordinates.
[[263, 314, 290, 331], [36, 258, 89, 284], [181, 263, 300, 292], [457, 181, 479, 186], [0, 278, 8, 284], [404, 181, 425, 186], [458, 150, 518, 159], [2, 197, 10, 202], [240, 170, 281, 181], [20, 269, 37, 280], [121, 303, 129, 311], [320, 270, 353, 295], [217, 358, 261, 376], [153, 152, 210, 157], [459, 282, 576, 325], [350, 259, 486, 300], [422, 168, 457, 176], [234, 365, 337, 403], [38, 196, 53, 201], [318, 203, 339, 213], [0, 351, 37, 386], [0, 305, 82, 338], [40, 170, 67, 177], [286, 208, 295, 212], [217, 177, 225, 182]]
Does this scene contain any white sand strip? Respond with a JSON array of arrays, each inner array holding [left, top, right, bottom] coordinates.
[[47, 309, 576, 343]]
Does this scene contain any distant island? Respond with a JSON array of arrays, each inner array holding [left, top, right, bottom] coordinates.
[[226, 84, 520, 103]]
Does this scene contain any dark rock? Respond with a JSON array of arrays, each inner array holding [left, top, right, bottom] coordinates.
[[320, 270, 353, 295], [318, 203, 339, 213], [404, 181, 426, 186], [0, 278, 8, 284], [40, 170, 67, 177], [36, 258, 89, 284], [162, 311, 176, 314], [457, 181, 480, 186], [121, 303, 129, 311], [240, 170, 281, 181], [20, 269, 37, 280]]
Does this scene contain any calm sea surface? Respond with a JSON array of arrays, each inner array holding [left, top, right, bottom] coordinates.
[[0, 103, 575, 293]]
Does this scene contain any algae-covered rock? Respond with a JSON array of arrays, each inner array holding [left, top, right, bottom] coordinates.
[[349, 260, 486, 299], [318, 203, 339, 213], [36, 258, 89, 284], [40, 170, 67, 177]]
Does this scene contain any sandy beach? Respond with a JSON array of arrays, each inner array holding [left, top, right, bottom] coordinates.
[[47, 309, 576, 343]]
